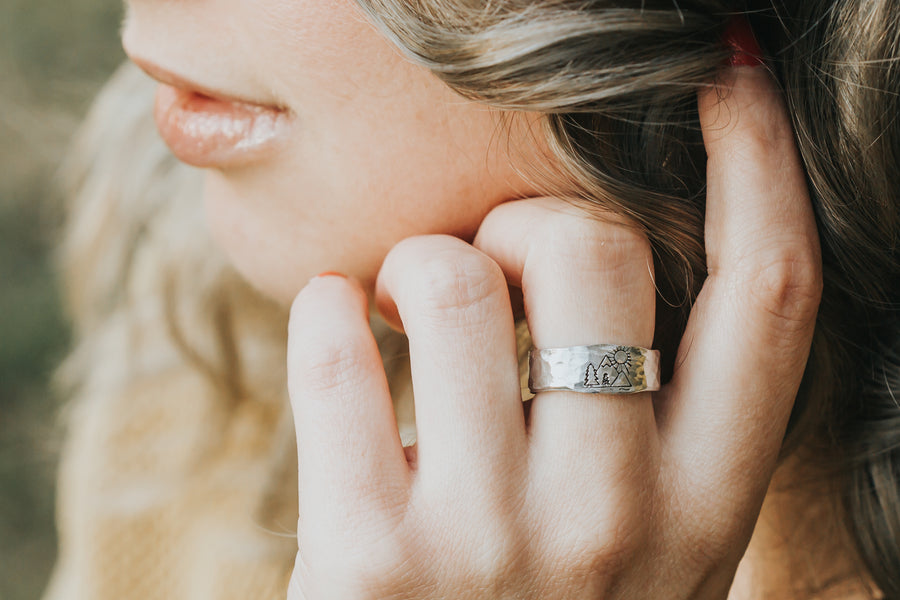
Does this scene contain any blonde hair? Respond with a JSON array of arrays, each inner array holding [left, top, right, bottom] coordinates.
[[52, 62, 424, 599], [54, 0, 900, 595], [51, 63, 297, 599]]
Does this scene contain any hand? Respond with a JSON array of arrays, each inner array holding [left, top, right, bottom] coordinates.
[[285, 66, 821, 599]]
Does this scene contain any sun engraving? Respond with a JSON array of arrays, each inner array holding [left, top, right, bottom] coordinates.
[[613, 346, 632, 372]]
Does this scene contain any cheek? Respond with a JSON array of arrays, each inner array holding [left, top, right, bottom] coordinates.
[[202, 171, 341, 305], [201, 154, 509, 306], [201, 1, 541, 303], [256, 0, 410, 107]]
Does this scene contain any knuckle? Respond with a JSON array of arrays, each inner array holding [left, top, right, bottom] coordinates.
[[677, 506, 753, 571], [463, 520, 530, 587], [289, 329, 370, 395], [412, 488, 529, 589], [411, 244, 506, 317], [450, 535, 526, 592], [348, 533, 415, 590], [539, 214, 651, 276], [716, 129, 775, 171], [744, 249, 823, 331], [301, 524, 417, 597], [544, 499, 648, 579], [596, 504, 649, 567]]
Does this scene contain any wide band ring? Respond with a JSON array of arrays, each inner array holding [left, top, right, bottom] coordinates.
[[528, 344, 661, 395]]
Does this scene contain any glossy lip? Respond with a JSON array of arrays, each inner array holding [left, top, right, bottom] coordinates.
[[130, 56, 292, 168], [131, 56, 282, 108]]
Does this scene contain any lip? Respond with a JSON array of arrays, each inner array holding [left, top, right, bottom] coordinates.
[[132, 58, 291, 168]]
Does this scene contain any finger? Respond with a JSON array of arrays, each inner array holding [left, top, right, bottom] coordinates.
[[660, 67, 822, 504], [288, 274, 410, 531], [473, 199, 659, 500], [375, 235, 526, 481]]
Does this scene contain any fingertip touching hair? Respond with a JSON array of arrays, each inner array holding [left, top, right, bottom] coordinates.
[[55, 1, 900, 597], [355, 0, 900, 595]]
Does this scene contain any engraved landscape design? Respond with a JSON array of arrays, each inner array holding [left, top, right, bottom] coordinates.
[[528, 344, 655, 394], [583, 346, 642, 391]]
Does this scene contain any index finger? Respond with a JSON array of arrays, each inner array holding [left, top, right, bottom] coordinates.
[[659, 66, 823, 503]]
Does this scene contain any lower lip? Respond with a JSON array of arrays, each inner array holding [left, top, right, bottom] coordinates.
[[153, 84, 289, 168]]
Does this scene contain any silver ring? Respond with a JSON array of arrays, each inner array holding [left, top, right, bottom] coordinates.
[[528, 344, 660, 395]]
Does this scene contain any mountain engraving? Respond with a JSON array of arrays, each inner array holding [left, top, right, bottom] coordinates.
[[583, 346, 634, 389]]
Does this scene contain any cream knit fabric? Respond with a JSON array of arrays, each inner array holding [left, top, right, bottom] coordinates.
[[46, 63, 299, 600]]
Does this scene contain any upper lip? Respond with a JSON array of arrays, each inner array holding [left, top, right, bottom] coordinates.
[[129, 55, 285, 110]]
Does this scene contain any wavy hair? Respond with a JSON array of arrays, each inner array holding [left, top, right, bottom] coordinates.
[[352, 0, 900, 596], [55, 0, 899, 598]]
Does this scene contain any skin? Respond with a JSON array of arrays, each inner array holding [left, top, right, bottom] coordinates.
[[123, 0, 544, 301], [287, 69, 823, 598], [123, 0, 832, 597]]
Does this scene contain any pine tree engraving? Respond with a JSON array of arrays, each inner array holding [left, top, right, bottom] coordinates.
[[584, 364, 601, 387]]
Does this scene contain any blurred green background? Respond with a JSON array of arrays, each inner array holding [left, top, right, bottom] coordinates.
[[1, 1, 124, 597]]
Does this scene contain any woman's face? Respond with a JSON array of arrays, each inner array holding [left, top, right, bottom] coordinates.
[[122, 0, 546, 304]]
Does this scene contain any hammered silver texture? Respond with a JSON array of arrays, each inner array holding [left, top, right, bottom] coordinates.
[[528, 344, 660, 394]]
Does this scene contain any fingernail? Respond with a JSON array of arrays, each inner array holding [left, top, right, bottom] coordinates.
[[722, 16, 765, 67], [315, 271, 348, 279]]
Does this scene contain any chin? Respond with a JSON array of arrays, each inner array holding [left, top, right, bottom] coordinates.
[[201, 181, 302, 306]]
